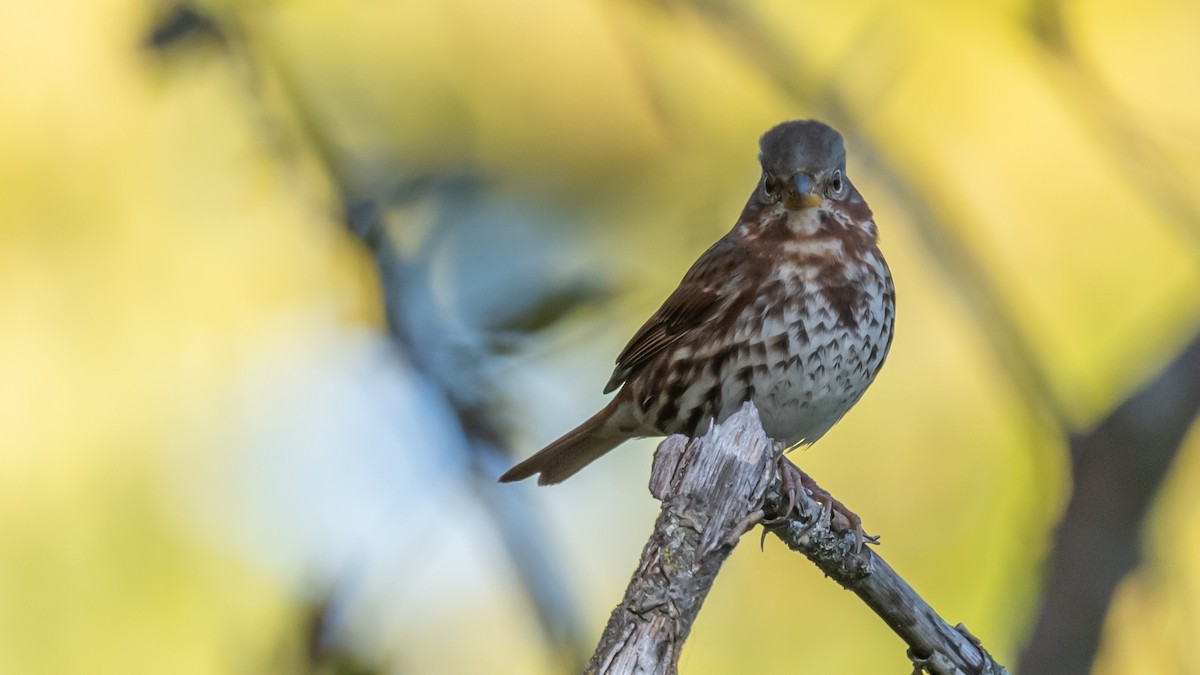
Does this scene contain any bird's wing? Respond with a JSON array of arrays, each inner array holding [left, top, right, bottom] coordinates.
[[604, 237, 751, 393]]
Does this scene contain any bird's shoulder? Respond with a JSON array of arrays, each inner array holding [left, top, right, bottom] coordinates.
[[603, 236, 761, 393]]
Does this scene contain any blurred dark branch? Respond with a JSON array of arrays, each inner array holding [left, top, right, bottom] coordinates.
[[144, 4, 590, 668], [300, 593, 382, 675], [1018, 3, 1200, 671], [281, 101, 592, 675], [591, 404, 1008, 675], [1027, 0, 1200, 256], [1019, 327, 1200, 674], [675, 0, 1071, 426], [349, 196, 592, 667], [144, 2, 224, 52]]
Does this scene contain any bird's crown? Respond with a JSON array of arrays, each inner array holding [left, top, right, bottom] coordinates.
[[759, 120, 846, 176]]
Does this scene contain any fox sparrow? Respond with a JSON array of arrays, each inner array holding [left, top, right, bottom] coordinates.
[[501, 120, 894, 537]]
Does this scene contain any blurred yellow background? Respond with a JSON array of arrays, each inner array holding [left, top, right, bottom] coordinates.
[[2, 0, 1199, 673]]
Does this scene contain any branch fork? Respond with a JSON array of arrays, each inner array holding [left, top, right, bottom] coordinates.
[[586, 402, 1007, 675]]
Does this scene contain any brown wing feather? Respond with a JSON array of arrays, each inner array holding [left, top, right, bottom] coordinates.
[[604, 237, 749, 393]]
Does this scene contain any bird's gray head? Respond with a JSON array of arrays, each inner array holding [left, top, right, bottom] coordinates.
[[758, 120, 850, 209], [759, 120, 846, 176]]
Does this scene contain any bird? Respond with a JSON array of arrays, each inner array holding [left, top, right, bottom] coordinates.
[[500, 120, 894, 537]]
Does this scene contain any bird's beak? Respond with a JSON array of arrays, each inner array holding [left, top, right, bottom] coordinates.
[[788, 173, 822, 209]]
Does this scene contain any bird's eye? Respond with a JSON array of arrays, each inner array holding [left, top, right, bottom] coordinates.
[[827, 170, 845, 197], [762, 175, 779, 199]]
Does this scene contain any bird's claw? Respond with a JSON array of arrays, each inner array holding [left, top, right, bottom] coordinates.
[[765, 456, 872, 554], [762, 454, 802, 526]]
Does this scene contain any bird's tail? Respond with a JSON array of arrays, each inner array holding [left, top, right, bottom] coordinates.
[[499, 400, 628, 485]]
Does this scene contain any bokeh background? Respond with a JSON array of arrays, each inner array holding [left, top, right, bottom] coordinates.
[[2, 0, 1199, 673]]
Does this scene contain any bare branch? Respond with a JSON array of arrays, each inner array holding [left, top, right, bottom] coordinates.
[[586, 404, 778, 674], [764, 494, 1008, 675], [589, 403, 1008, 674]]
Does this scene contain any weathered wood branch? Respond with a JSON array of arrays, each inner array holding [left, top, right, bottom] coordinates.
[[585, 403, 778, 674], [587, 403, 1008, 674], [764, 488, 1007, 675]]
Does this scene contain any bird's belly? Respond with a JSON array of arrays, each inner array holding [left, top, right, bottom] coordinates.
[[674, 304, 889, 444], [747, 326, 882, 445], [632, 258, 894, 445], [638, 320, 890, 443], [749, 293, 892, 444]]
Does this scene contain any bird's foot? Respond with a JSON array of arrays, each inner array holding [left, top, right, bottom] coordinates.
[[766, 457, 874, 553]]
